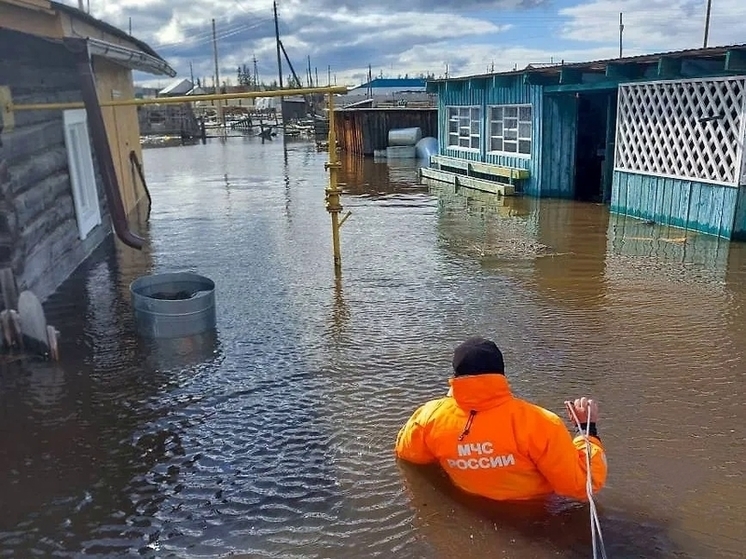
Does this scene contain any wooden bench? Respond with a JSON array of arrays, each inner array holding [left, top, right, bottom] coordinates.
[[419, 166, 516, 196], [431, 155, 530, 188]]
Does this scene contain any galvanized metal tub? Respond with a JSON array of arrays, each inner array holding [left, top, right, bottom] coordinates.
[[130, 272, 216, 339]]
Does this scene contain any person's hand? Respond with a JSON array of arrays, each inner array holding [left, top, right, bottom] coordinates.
[[566, 397, 599, 424]]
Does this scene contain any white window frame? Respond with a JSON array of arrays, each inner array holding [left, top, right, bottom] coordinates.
[[63, 109, 102, 240], [447, 106, 481, 152], [487, 104, 533, 158]]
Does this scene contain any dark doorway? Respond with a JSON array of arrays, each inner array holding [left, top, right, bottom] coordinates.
[[574, 93, 612, 202]]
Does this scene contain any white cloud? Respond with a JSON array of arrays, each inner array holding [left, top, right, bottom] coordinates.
[[59, 0, 746, 88], [559, 0, 746, 52]]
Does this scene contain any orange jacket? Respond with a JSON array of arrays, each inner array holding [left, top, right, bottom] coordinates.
[[395, 374, 607, 501]]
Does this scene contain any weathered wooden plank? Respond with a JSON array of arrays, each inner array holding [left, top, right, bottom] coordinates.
[[334, 108, 437, 155], [12, 171, 72, 229], [5, 88, 83, 129], [8, 146, 68, 196], [540, 95, 576, 199], [420, 166, 515, 196], [611, 169, 739, 238], [433, 155, 530, 179], [0, 29, 73, 66], [420, 167, 456, 184], [0, 235, 11, 266], [17, 197, 75, 255], [0, 202, 15, 238], [732, 186, 746, 240], [0, 267, 19, 310], [1, 120, 65, 165], [432, 155, 469, 170], [19, 215, 108, 301], [0, 55, 79, 92], [468, 161, 530, 179]]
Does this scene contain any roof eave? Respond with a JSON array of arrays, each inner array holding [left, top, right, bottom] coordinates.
[[87, 37, 176, 77], [428, 43, 746, 84]]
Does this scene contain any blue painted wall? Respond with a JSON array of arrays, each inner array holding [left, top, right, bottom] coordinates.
[[611, 170, 740, 238], [437, 79, 484, 163], [483, 78, 543, 196], [540, 95, 577, 199], [732, 186, 746, 241], [434, 77, 544, 195]]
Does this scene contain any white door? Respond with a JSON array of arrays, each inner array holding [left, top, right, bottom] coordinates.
[[63, 109, 102, 240]]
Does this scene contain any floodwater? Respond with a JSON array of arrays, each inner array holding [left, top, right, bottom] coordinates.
[[1, 135, 745, 558]]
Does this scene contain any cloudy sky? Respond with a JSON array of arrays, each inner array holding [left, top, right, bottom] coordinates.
[[60, 0, 746, 89]]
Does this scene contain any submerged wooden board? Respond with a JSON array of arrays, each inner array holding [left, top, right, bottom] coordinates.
[[420, 167, 516, 196], [432, 154, 530, 180]]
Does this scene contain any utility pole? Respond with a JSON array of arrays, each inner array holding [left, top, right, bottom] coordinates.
[[129, 17, 132, 35], [273, 1, 284, 90], [315, 67, 319, 89], [189, 61, 194, 85], [211, 18, 224, 130], [273, 0, 284, 126], [328, 65, 331, 87], [619, 13, 624, 58], [308, 55, 313, 87], [703, 0, 712, 48], [253, 55, 259, 90]]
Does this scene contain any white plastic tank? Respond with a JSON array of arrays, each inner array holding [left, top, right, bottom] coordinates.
[[388, 127, 423, 146], [415, 137, 438, 160]]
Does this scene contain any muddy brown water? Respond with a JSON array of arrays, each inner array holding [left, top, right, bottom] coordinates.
[[1, 137, 744, 558]]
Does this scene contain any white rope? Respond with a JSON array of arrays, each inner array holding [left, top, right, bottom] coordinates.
[[565, 401, 608, 559]]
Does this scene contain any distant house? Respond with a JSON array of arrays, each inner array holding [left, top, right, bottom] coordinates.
[[424, 44, 746, 240], [158, 78, 193, 97], [355, 78, 427, 95], [339, 77, 435, 108], [0, 0, 175, 301]]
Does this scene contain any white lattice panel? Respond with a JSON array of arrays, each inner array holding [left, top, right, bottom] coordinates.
[[615, 77, 746, 186]]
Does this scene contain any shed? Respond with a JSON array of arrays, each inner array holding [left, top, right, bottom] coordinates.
[[159, 78, 194, 97], [0, 0, 175, 301], [425, 44, 746, 240]]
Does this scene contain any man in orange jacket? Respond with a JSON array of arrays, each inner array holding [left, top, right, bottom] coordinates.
[[395, 337, 607, 502]]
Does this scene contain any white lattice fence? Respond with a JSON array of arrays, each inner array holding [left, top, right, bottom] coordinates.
[[615, 76, 746, 186]]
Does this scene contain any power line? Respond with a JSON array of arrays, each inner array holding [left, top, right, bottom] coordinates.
[[157, 17, 273, 51]]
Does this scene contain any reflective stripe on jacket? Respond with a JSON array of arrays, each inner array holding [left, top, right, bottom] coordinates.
[[394, 374, 607, 501]]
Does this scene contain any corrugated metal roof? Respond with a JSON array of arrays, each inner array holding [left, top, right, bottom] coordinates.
[[429, 43, 746, 83]]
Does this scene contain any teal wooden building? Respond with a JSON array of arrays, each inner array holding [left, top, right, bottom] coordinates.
[[423, 44, 746, 240]]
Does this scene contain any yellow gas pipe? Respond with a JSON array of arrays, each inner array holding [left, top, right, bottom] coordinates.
[[324, 92, 351, 276], [2, 85, 352, 274]]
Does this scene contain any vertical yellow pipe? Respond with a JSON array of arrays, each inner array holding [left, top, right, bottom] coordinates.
[[325, 92, 343, 274]]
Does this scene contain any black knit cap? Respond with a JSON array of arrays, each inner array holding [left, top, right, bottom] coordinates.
[[452, 337, 505, 376]]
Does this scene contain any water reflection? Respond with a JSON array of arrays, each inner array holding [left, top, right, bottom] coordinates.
[[398, 461, 689, 559], [340, 154, 427, 197], [328, 276, 350, 344], [1, 139, 744, 558], [137, 330, 221, 375]]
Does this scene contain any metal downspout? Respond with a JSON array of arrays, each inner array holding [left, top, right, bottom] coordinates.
[[63, 37, 145, 250]]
